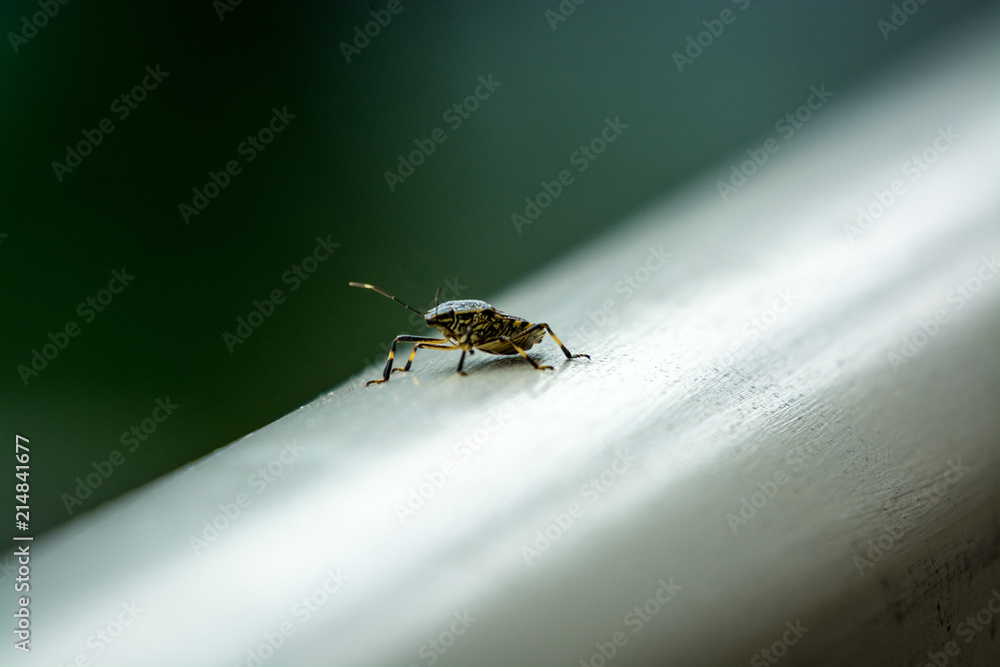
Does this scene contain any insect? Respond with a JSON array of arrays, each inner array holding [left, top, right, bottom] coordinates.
[[349, 282, 590, 386]]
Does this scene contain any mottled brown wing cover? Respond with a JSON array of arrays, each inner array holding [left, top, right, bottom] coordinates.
[[473, 314, 545, 355]]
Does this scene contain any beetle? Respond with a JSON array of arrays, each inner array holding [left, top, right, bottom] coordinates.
[[349, 282, 590, 385]]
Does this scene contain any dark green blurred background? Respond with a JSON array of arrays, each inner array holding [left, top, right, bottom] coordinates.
[[1, 0, 991, 540]]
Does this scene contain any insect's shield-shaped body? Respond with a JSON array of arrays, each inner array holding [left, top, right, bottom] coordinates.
[[425, 300, 544, 354]]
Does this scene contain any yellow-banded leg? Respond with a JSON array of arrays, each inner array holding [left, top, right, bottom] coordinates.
[[499, 322, 590, 372], [534, 323, 590, 360], [394, 340, 464, 374], [400, 327, 473, 376], [367, 335, 453, 386], [501, 334, 554, 371], [510, 323, 591, 369]]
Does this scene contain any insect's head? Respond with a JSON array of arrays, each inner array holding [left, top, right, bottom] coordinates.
[[349, 283, 470, 339], [351, 282, 458, 332], [425, 304, 457, 331]]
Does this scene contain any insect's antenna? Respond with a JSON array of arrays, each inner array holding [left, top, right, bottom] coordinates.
[[349, 282, 424, 316], [434, 287, 441, 315]]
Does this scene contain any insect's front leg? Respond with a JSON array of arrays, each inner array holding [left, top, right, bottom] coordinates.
[[397, 339, 461, 374], [366, 335, 450, 386]]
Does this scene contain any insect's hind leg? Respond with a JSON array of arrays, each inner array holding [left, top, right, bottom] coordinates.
[[523, 323, 591, 360], [499, 336, 554, 371]]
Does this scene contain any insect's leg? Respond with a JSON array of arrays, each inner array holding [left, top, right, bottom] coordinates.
[[395, 340, 461, 374], [450, 326, 476, 376], [367, 335, 450, 386], [530, 323, 591, 360], [500, 336, 554, 371], [447, 326, 476, 376], [398, 344, 423, 372]]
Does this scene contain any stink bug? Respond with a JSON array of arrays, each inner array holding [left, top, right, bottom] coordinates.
[[349, 282, 590, 386]]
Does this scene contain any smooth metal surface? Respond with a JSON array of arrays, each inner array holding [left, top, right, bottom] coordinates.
[[5, 12, 999, 667]]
